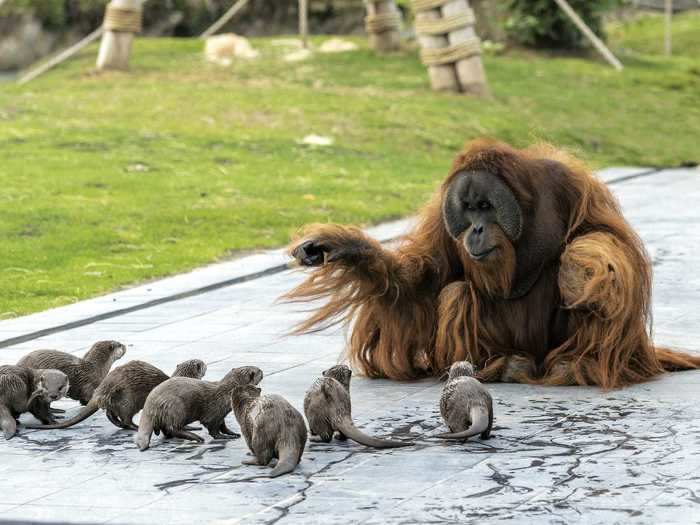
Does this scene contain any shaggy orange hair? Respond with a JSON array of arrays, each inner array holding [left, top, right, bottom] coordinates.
[[284, 139, 700, 388]]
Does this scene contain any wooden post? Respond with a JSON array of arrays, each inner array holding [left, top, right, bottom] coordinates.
[[200, 0, 250, 39], [442, 0, 487, 95], [553, 0, 623, 71], [412, 0, 488, 94], [415, 9, 458, 91], [365, 1, 402, 53], [96, 0, 143, 71], [18, 26, 104, 85], [664, 0, 673, 56], [299, 0, 309, 49]]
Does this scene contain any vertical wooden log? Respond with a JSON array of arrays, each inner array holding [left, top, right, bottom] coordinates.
[[470, 0, 505, 42], [415, 9, 458, 91], [96, 0, 143, 71], [664, 0, 673, 56], [442, 0, 488, 95], [299, 0, 309, 49], [365, 1, 402, 52]]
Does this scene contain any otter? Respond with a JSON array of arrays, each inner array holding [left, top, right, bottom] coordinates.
[[437, 361, 493, 440], [26, 359, 207, 431], [231, 384, 307, 477], [134, 365, 263, 450], [0, 365, 69, 439], [17, 340, 127, 408], [304, 365, 413, 448]]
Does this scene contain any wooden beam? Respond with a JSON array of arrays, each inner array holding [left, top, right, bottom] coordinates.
[[18, 26, 104, 85], [665, 0, 673, 56], [553, 0, 623, 71], [299, 0, 309, 49], [200, 0, 250, 39], [96, 0, 143, 71]]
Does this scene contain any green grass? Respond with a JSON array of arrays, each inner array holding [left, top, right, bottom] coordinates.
[[1, 25, 699, 317], [608, 10, 700, 56]]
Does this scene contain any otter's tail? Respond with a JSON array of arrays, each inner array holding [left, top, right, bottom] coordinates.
[[656, 347, 700, 372], [268, 444, 301, 478], [134, 413, 154, 451], [25, 400, 99, 430], [336, 419, 414, 449], [436, 408, 489, 440]]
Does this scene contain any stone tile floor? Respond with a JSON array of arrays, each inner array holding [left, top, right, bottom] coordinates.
[[1, 167, 699, 524]]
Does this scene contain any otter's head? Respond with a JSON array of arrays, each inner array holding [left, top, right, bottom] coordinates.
[[86, 340, 127, 365], [173, 359, 207, 379], [447, 361, 475, 380], [230, 384, 261, 410], [322, 364, 352, 389], [221, 366, 263, 388], [30, 369, 70, 405]]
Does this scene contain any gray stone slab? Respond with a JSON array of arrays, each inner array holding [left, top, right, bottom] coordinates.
[[1, 168, 699, 524]]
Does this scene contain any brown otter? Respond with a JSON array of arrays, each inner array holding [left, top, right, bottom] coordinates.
[[17, 340, 127, 407], [0, 365, 69, 439], [134, 365, 263, 450], [437, 361, 493, 439], [304, 365, 413, 448], [231, 384, 307, 477], [26, 359, 207, 431]]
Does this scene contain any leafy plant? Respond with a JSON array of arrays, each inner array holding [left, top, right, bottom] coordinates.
[[506, 0, 618, 49]]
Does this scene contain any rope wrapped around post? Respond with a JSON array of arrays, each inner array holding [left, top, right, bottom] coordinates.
[[419, 37, 481, 65], [365, 0, 402, 52], [365, 11, 401, 34], [103, 5, 143, 33], [96, 0, 143, 71], [411, 0, 488, 95], [414, 11, 475, 35]]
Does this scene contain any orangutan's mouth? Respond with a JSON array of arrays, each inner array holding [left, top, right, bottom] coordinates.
[[468, 246, 497, 261]]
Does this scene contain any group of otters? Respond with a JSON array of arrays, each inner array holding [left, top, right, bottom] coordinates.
[[0, 340, 492, 477]]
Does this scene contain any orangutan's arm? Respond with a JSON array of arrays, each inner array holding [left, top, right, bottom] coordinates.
[[283, 223, 438, 334]]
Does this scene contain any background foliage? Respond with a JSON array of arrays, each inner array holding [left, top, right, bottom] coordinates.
[[506, 0, 619, 49]]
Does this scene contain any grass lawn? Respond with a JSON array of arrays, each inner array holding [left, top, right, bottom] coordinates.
[[1, 13, 699, 318]]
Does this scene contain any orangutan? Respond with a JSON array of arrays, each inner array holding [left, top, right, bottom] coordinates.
[[283, 139, 700, 388]]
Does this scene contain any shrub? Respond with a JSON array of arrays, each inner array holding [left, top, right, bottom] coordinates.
[[505, 0, 618, 50]]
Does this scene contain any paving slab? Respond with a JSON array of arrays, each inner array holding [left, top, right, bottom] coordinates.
[[1, 167, 699, 524]]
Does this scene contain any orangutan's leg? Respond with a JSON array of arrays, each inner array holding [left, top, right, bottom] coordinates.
[[435, 282, 538, 383], [435, 281, 478, 373], [500, 354, 538, 383]]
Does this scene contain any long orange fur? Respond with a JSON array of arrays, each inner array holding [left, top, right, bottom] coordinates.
[[283, 139, 700, 388]]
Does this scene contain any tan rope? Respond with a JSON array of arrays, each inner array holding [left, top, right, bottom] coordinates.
[[411, 0, 451, 13], [365, 12, 401, 34], [420, 37, 482, 65], [104, 5, 143, 33], [414, 10, 475, 35]]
